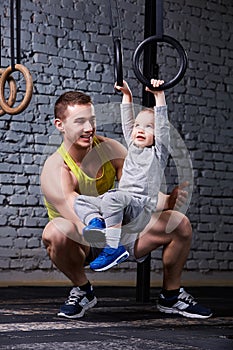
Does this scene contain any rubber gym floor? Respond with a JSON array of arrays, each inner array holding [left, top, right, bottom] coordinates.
[[0, 286, 232, 350]]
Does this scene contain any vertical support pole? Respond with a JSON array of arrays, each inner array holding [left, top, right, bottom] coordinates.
[[136, 0, 160, 302], [142, 0, 159, 107], [136, 254, 151, 302]]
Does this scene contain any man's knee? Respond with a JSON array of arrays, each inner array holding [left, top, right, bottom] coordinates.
[[42, 218, 76, 246], [176, 215, 192, 240], [42, 221, 55, 246]]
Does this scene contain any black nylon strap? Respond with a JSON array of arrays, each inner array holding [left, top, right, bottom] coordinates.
[[10, 0, 21, 70], [10, 0, 15, 70], [107, 0, 123, 87], [156, 0, 163, 38], [16, 0, 21, 64]]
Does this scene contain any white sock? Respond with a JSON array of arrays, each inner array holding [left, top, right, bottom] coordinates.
[[105, 228, 121, 249]]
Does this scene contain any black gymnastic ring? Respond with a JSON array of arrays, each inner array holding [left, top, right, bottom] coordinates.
[[133, 35, 188, 91], [114, 38, 123, 87]]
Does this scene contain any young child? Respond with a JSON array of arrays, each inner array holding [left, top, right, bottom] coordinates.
[[74, 79, 170, 271]]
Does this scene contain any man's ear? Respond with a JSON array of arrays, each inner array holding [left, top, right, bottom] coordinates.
[[54, 118, 65, 132]]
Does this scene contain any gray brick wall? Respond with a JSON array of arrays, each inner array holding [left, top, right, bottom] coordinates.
[[0, 0, 232, 285]]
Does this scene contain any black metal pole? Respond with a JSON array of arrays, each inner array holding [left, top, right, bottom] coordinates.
[[136, 0, 162, 302], [142, 0, 159, 108]]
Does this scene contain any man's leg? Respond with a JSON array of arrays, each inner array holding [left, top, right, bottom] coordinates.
[[42, 217, 89, 286], [42, 218, 97, 318], [134, 210, 212, 318], [134, 210, 192, 290]]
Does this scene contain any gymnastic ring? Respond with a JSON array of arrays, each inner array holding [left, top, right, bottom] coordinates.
[[0, 68, 17, 116], [114, 38, 123, 87], [0, 64, 33, 115], [133, 35, 188, 91]]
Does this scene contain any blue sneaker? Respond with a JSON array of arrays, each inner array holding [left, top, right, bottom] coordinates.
[[58, 286, 97, 319], [83, 218, 106, 248], [90, 245, 129, 271], [157, 288, 213, 319]]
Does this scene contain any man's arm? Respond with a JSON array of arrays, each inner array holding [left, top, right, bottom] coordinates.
[[98, 136, 127, 181], [40, 152, 85, 233]]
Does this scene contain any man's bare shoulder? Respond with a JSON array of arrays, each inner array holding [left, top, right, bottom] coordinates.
[[41, 150, 62, 173], [95, 135, 127, 158], [40, 150, 70, 188]]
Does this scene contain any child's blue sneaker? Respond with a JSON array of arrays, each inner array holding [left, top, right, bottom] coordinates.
[[90, 245, 129, 271], [83, 218, 106, 248]]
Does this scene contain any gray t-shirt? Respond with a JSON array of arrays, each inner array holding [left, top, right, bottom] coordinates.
[[119, 104, 170, 210]]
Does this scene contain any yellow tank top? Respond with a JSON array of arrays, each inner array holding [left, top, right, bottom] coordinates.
[[44, 137, 116, 220]]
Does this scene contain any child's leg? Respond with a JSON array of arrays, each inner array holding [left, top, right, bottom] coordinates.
[[105, 225, 122, 249], [87, 191, 130, 271], [75, 195, 105, 248], [100, 190, 131, 248], [74, 195, 102, 225], [100, 190, 131, 227]]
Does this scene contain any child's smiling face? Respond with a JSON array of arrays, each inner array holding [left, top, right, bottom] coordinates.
[[131, 110, 155, 147]]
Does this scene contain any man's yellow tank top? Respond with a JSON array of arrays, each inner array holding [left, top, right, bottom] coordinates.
[[44, 137, 116, 220]]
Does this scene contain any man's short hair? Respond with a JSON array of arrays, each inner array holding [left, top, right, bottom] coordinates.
[[54, 91, 92, 120]]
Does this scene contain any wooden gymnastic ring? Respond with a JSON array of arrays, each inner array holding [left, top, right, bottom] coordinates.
[[0, 68, 17, 116], [0, 64, 33, 115]]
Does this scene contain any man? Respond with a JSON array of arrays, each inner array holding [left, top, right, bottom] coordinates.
[[40, 88, 212, 320]]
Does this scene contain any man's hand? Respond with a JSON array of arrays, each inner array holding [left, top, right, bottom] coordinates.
[[168, 181, 189, 210]]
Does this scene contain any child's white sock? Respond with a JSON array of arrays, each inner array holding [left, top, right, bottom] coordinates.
[[105, 228, 121, 249]]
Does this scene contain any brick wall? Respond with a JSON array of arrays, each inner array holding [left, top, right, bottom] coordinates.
[[0, 0, 232, 286]]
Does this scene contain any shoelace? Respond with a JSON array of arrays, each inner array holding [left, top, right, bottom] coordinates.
[[65, 287, 86, 305], [101, 247, 117, 256], [179, 289, 197, 306], [97, 251, 112, 260]]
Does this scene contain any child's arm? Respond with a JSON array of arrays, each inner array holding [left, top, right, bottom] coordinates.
[[115, 81, 134, 146], [147, 79, 170, 162], [115, 81, 133, 104], [145, 79, 166, 106]]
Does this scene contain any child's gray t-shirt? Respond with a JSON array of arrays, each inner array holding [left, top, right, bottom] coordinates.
[[119, 104, 170, 210]]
